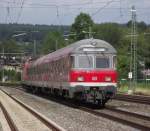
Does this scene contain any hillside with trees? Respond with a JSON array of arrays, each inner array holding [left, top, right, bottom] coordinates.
[[0, 13, 150, 81]]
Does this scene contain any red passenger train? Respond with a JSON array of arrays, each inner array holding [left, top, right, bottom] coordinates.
[[22, 39, 117, 106]]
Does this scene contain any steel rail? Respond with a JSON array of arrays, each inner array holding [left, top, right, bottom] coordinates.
[[106, 105, 150, 121], [35, 94, 150, 130], [28, 92, 150, 131], [79, 106, 150, 131], [115, 94, 150, 105], [3, 86, 150, 130], [0, 102, 19, 131], [0, 89, 65, 131]]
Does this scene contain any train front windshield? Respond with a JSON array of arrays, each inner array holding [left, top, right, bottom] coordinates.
[[76, 55, 112, 69], [96, 57, 109, 68], [78, 55, 93, 68]]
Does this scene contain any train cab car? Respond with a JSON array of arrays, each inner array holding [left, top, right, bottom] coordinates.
[[68, 39, 117, 105], [22, 39, 117, 106]]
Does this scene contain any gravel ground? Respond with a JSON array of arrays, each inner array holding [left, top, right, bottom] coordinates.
[[106, 99, 150, 117], [0, 107, 11, 131], [0, 89, 51, 131], [0, 86, 139, 131], [95, 108, 150, 128], [0, 123, 2, 131]]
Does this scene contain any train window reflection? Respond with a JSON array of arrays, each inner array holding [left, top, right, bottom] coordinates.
[[78, 55, 93, 68], [96, 57, 109, 68]]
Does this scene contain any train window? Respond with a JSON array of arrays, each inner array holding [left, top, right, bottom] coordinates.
[[27, 68, 29, 76], [96, 57, 109, 68], [40, 66, 42, 74], [30, 68, 32, 75], [113, 56, 117, 69], [70, 56, 75, 68], [78, 55, 93, 68], [37, 66, 39, 74]]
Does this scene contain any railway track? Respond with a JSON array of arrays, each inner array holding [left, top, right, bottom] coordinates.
[[0, 88, 65, 131], [0, 102, 18, 131], [115, 93, 150, 105], [29, 90, 150, 130], [38, 93, 150, 130], [2, 86, 150, 130], [78, 106, 150, 130], [52, 97, 150, 130]]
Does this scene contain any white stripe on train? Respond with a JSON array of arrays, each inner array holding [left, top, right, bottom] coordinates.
[[70, 82, 117, 87]]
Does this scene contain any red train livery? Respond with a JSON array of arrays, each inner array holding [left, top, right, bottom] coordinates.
[[22, 39, 117, 106]]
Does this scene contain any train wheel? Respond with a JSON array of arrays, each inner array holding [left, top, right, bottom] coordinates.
[[32, 87, 38, 94], [93, 90, 97, 104], [24, 86, 30, 93], [102, 101, 106, 107], [98, 100, 106, 107]]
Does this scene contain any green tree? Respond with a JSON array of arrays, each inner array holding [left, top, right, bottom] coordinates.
[[93, 23, 124, 48], [138, 32, 150, 68], [42, 31, 65, 54], [70, 12, 94, 41], [117, 37, 131, 79], [127, 21, 147, 32], [0, 39, 20, 53]]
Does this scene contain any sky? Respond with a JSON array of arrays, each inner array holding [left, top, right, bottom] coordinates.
[[0, 0, 150, 25]]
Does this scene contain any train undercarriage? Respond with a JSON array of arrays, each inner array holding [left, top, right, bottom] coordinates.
[[22, 83, 116, 107], [73, 86, 116, 106]]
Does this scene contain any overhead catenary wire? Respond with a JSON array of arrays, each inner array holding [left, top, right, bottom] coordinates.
[[0, 0, 149, 25], [56, 6, 62, 27], [119, 0, 123, 17], [0, 0, 120, 7], [5, 1, 12, 24], [5, 4, 10, 23], [7, 3, 14, 23], [0, 5, 150, 10], [0, 0, 150, 10], [16, 0, 26, 23], [91, 0, 118, 17]]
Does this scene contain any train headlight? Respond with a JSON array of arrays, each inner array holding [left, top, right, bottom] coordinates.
[[77, 76, 84, 82], [105, 76, 111, 82]]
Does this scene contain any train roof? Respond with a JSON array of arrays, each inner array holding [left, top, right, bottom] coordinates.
[[31, 39, 116, 67]]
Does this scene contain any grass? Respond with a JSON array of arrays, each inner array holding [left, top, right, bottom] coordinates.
[[0, 81, 21, 86], [118, 82, 150, 95], [135, 88, 150, 95]]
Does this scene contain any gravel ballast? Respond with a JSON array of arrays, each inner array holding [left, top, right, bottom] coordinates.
[[0, 86, 140, 131], [106, 99, 150, 117], [0, 89, 51, 131], [0, 107, 11, 131], [0, 122, 2, 131]]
